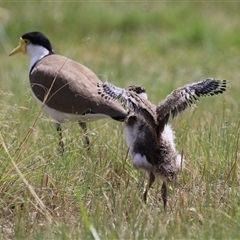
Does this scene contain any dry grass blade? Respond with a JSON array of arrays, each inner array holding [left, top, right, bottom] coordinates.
[[0, 133, 53, 224]]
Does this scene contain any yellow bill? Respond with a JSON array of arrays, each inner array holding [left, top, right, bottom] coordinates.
[[9, 38, 27, 56]]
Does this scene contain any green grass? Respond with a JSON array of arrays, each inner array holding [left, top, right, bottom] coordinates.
[[0, 2, 239, 239]]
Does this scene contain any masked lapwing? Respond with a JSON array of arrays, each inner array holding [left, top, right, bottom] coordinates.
[[9, 31, 127, 153], [97, 78, 227, 208]]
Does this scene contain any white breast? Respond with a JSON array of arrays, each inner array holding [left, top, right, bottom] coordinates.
[[125, 124, 138, 150], [162, 124, 185, 170], [162, 124, 176, 148], [27, 44, 50, 71], [132, 153, 153, 169], [33, 94, 109, 123], [125, 122, 153, 170]]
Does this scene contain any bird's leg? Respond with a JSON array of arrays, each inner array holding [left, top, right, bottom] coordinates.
[[161, 181, 167, 209], [78, 121, 90, 150], [143, 172, 155, 203], [55, 122, 64, 154]]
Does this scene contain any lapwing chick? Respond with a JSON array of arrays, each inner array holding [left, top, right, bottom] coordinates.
[[9, 31, 127, 153], [98, 78, 227, 208]]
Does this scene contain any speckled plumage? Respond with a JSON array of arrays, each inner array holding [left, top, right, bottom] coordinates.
[[98, 78, 227, 208]]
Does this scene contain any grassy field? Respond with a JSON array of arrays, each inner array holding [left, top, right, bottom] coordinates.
[[0, 2, 239, 239]]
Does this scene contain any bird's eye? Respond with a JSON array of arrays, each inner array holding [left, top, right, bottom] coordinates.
[[24, 39, 30, 45]]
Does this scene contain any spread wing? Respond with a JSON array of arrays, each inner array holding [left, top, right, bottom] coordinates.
[[97, 82, 149, 110], [156, 78, 227, 125], [97, 78, 227, 135], [97, 82, 132, 108], [97, 82, 157, 127]]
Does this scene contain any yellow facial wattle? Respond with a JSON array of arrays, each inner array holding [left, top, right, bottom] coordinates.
[[9, 38, 27, 56]]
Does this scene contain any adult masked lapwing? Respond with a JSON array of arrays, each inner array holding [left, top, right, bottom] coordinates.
[[9, 31, 127, 153], [97, 78, 227, 208]]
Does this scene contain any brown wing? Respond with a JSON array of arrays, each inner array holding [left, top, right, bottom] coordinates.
[[97, 81, 157, 127], [30, 54, 127, 119], [156, 78, 227, 131]]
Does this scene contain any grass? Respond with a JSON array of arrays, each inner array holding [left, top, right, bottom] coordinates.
[[0, 2, 240, 239]]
